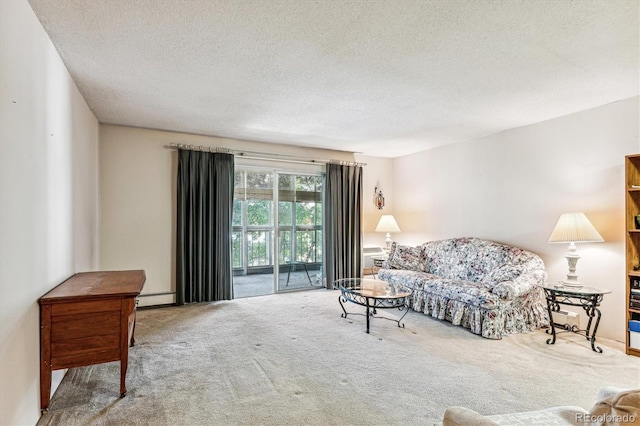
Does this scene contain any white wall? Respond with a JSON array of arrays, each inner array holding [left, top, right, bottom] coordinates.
[[99, 125, 355, 306], [0, 1, 99, 424], [392, 97, 639, 343], [356, 155, 395, 249]]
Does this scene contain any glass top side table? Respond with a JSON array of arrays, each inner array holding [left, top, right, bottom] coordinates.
[[370, 255, 388, 278], [541, 284, 611, 353]]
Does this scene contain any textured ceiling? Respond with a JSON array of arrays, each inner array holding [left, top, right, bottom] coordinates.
[[28, 0, 639, 158]]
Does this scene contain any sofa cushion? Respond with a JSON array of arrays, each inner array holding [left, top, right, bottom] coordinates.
[[422, 238, 520, 282], [387, 244, 425, 271], [387, 241, 398, 260], [379, 269, 439, 293], [381, 247, 542, 309], [421, 278, 501, 309], [380, 268, 500, 308], [421, 237, 546, 283]]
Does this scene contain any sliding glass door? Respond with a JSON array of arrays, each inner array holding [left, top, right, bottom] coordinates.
[[232, 170, 274, 297], [277, 174, 323, 291], [232, 169, 323, 298]]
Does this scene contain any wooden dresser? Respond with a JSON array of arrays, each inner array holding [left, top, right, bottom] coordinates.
[[39, 270, 146, 412]]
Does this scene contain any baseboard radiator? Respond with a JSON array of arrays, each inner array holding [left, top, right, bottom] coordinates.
[[551, 310, 580, 328], [363, 246, 385, 275], [138, 291, 176, 308]]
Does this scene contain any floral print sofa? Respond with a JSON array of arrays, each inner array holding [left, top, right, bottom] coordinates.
[[378, 237, 549, 339]]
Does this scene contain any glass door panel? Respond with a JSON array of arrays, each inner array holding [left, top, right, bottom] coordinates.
[[233, 169, 323, 297], [277, 174, 323, 291], [232, 170, 275, 298]]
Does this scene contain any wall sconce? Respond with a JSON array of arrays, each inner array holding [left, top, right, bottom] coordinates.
[[374, 186, 385, 210]]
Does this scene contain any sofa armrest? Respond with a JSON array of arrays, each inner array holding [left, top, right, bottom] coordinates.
[[492, 270, 545, 300], [443, 407, 500, 426]]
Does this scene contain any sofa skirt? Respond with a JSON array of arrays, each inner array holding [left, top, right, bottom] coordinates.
[[408, 290, 549, 339]]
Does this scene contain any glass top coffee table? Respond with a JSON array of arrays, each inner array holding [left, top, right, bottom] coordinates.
[[336, 278, 411, 334]]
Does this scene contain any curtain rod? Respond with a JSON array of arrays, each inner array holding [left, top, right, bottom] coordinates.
[[166, 143, 366, 167], [168, 143, 232, 153]]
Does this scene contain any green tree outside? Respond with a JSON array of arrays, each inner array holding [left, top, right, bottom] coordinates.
[[233, 171, 322, 269]]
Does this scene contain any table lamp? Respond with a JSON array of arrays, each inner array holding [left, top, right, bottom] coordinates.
[[548, 212, 603, 287], [375, 215, 401, 251]]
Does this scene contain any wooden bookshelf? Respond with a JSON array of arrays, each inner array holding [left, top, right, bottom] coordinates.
[[625, 154, 640, 357]]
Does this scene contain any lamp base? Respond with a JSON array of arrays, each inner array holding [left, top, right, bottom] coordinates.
[[562, 247, 582, 288]]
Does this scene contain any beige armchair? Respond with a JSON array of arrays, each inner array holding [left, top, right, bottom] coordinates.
[[443, 387, 640, 426]]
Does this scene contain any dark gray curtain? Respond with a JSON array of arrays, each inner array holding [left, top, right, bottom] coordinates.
[[176, 149, 234, 304], [324, 163, 363, 288]]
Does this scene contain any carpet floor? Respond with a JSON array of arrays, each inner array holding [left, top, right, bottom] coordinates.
[[38, 289, 640, 426]]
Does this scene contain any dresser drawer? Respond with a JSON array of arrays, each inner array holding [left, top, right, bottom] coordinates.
[[51, 299, 121, 316], [51, 311, 120, 341]]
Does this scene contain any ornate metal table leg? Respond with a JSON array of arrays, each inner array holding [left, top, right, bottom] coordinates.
[[338, 294, 348, 318], [396, 304, 409, 328], [578, 294, 604, 353], [588, 306, 603, 353], [583, 296, 595, 341], [545, 293, 557, 345], [365, 297, 371, 334]]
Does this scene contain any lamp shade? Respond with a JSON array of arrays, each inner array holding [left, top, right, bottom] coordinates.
[[548, 212, 604, 243], [375, 215, 401, 233]]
